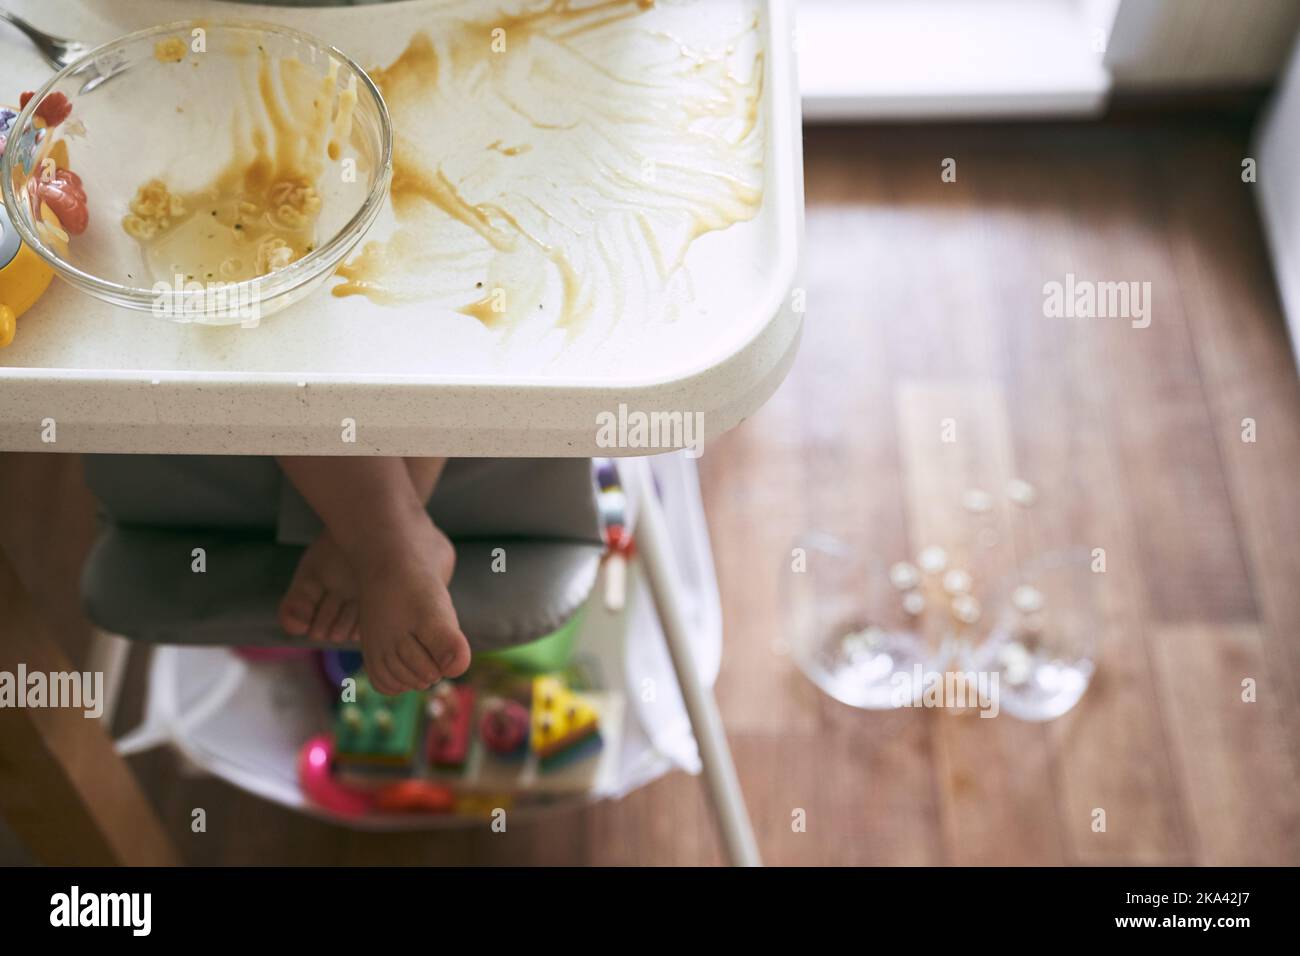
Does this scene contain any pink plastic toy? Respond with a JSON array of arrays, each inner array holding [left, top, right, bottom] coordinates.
[[297, 734, 374, 818]]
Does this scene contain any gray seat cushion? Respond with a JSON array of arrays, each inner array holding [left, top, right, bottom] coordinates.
[[80, 456, 604, 652]]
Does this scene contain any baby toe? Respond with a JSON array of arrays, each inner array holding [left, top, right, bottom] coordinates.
[[308, 592, 344, 643], [363, 656, 399, 696], [379, 650, 421, 693], [420, 627, 471, 679], [276, 595, 314, 637], [328, 601, 359, 644], [396, 640, 440, 688]]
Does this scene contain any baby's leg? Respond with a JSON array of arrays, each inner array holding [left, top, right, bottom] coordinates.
[[277, 458, 447, 642], [276, 456, 470, 694]]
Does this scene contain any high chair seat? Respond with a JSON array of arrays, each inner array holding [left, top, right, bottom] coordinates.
[[79, 456, 604, 652]]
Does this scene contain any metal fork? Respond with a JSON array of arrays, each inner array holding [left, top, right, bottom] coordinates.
[[0, 9, 92, 70]]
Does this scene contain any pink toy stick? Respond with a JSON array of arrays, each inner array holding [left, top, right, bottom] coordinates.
[[298, 734, 373, 818]]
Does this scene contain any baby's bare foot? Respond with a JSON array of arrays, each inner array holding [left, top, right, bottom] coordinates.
[[357, 515, 470, 695], [277, 531, 361, 644]]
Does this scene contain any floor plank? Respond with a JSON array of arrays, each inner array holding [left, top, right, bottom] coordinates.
[[1150, 623, 1300, 865], [1161, 129, 1300, 752]]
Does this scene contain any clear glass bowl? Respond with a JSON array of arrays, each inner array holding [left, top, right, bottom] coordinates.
[[785, 532, 950, 710], [969, 549, 1098, 721], [1, 19, 391, 324]]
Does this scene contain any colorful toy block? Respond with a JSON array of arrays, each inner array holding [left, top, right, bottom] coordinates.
[[334, 674, 424, 772], [455, 793, 515, 818], [425, 682, 475, 770], [319, 649, 364, 696], [371, 779, 456, 814], [594, 458, 619, 491], [480, 697, 530, 757], [530, 675, 601, 771]]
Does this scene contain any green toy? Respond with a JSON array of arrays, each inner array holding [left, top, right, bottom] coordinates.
[[334, 674, 424, 771]]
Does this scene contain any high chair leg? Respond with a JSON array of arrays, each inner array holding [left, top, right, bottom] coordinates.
[[85, 629, 132, 727], [0, 547, 178, 866], [628, 458, 762, 867]]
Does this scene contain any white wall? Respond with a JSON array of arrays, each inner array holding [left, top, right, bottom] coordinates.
[[1254, 36, 1300, 363], [1106, 0, 1300, 88], [799, 0, 1111, 120]]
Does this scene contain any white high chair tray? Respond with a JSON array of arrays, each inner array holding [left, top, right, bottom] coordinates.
[[0, 0, 803, 456]]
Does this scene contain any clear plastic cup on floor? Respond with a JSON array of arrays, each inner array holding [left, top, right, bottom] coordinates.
[[785, 532, 949, 710], [971, 549, 1098, 721]]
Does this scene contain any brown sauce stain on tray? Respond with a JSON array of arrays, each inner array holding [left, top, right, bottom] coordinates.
[[332, 0, 764, 341], [122, 44, 359, 287]]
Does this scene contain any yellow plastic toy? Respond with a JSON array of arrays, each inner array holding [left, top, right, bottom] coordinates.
[[1, 95, 74, 348], [529, 675, 601, 768], [0, 196, 53, 348]]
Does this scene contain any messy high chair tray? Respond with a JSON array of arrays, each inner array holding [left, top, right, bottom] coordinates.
[[0, 0, 802, 457]]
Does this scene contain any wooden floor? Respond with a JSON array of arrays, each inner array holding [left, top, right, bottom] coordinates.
[[3, 117, 1300, 865]]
